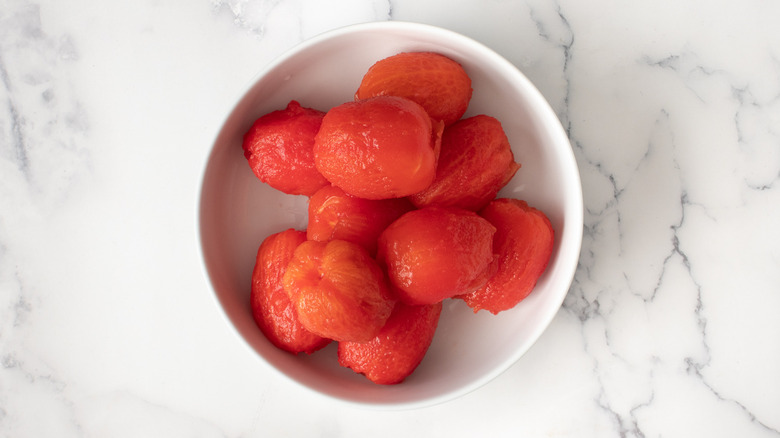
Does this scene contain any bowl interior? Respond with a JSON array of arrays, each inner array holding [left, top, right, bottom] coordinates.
[[199, 22, 582, 409]]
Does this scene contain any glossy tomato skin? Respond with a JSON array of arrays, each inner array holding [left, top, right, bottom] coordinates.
[[282, 239, 395, 343], [307, 185, 414, 256], [410, 115, 520, 211], [377, 207, 498, 305], [313, 95, 443, 200], [338, 300, 442, 385], [242, 100, 329, 196], [355, 52, 472, 126], [250, 229, 331, 354], [457, 198, 554, 314]]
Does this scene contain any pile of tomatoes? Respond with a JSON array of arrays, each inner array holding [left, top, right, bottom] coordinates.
[[243, 52, 553, 385]]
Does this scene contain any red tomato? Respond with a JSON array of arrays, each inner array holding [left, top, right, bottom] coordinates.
[[377, 207, 498, 305], [314, 95, 443, 200], [307, 185, 414, 256], [457, 198, 554, 314], [250, 229, 331, 354], [242, 101, 329, 196], [282, 239, 395, 343], [338, 301, 442, 385], [355, 51, 472, 126], [410, 115, 520, 211]]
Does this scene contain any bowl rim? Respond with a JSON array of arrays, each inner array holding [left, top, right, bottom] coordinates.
[[197, 20, 583, 410]]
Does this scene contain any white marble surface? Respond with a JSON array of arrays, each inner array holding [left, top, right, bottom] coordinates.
[[1, 0, 778, 436]]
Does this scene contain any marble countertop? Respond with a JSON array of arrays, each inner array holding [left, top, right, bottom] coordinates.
[[2, 0, 779, 436]]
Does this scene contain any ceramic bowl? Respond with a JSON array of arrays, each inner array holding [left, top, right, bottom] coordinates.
[[199, 21, 582, 409]]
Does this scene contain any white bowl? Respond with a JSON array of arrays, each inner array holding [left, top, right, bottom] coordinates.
[[199, 21, 582, 409]]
